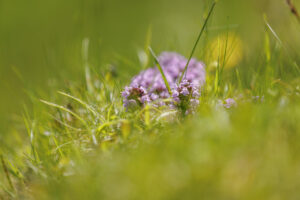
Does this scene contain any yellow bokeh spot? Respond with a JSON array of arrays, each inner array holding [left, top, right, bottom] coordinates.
[[207, 32, 243, 69]]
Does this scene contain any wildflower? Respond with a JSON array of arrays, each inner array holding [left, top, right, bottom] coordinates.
[[181, 87, 189, 96], [122, 52, 206, 110], [141, 95, 151, 104], [123, 99, 138, 109], [150, 93, 159, 101], [223, 98, 237, 109], [122, 86, 148, 109], [171, 79, 201, 114]]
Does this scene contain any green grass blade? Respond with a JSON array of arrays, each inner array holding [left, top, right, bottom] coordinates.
[[52, 136, 65, 158], [58, 91, 98, 117], [178, 1, 216, 83], [148, 47, 172, 95], [48, 113, 83, 132], [97, 119, 126, 135], [1, 154, 15, 192], [40, 99, 88, 128], [22, 113, 40, 163], [264, 15, 300, 74], [264, 16, 282, 46]]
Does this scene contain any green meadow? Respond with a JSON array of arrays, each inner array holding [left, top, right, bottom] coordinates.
[[1, 0, 300, 199]]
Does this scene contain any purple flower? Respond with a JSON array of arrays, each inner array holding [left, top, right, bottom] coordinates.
[[123, 99, 138, 108], [181, 87, 189, 96], [192, 90, 200, 98], [122, 52, 206, 110], [190, 99, 200, 106], [160, 91, 170, 98], [121, 88, 130, 98], [122, 86, 149, 109], [172, 90, 179, 98], [223, 98, 237, 109], [171, 79, 200, 114], [150, 93, 159, 101], [141, 95, 151, 104]]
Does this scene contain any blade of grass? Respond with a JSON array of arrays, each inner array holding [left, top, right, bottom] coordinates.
[[6, 161, 24, 181], [106, 103, 114, 121], [51, 110, 83, 161], [52, 136, 65, 158], [219, 30, 229, 77], [216, 30, 230, 94], [97, 119, 126, 136], [264, 15, 300, 74], [48, 113, 83, 132], [148, 47, 172, 95], [40, 99, 99, 145], [178, 1, 216, 83], [51, 141, 73, 155], [22, 113, 39, 163], [82, 38, 94, 93], [214, 37, 221, 94], [0, 154, 15, 192], [235, 68, 243, 91], [58, 91, 98, 117], [40, 99, 88, 128], [264, 16, 282, 46]]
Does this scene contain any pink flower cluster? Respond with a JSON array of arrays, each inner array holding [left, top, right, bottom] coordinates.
[[122, 52, 206, 110]]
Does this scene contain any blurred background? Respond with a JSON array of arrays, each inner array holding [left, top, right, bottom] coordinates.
[[0, 0, 299, 135]]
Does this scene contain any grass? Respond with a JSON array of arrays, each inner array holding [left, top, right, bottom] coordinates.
[[178, 1, 216, 84], [148, 46, 172, 95], [1, 1, 300, 200]]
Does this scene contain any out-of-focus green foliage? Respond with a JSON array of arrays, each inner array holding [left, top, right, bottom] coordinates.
[[1, 0, 300, 131], [1, 0, 300, 199]]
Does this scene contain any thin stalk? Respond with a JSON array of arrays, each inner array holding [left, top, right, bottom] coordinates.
[[148, 47, 172, 95], [264, 16, 300, 74], [286, 0, 300, 22], [1, 154, 15, 192], [178, 1, 216, 83]]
